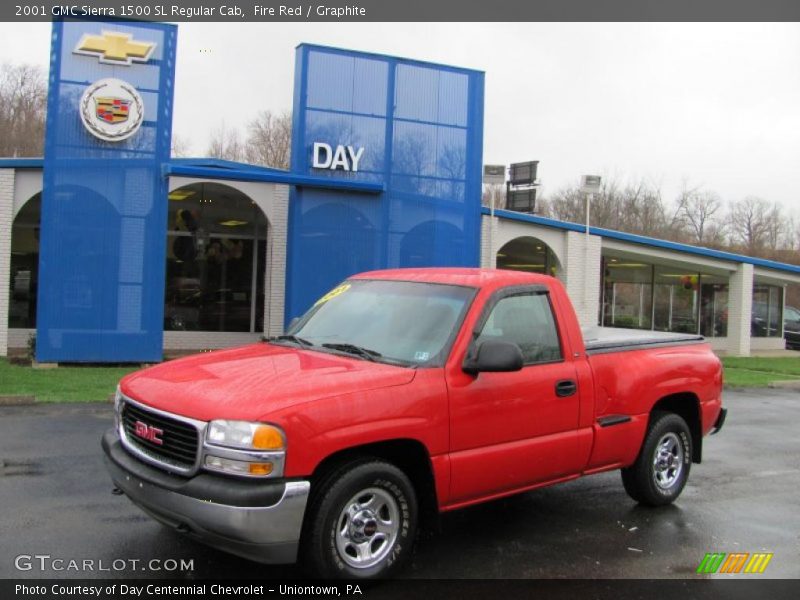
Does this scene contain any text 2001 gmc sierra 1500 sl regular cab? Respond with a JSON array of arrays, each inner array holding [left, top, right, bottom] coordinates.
[[102, 268, 726, 578]]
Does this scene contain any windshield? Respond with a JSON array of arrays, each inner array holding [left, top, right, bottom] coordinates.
[[283, 279, 475, 367]]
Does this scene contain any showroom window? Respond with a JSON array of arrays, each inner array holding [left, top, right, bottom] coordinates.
[[601, 260, 653, 330], [751, 285, 783, 338], [602, 256, 729, 337], [653, 266, 698, 334], [699, 274, 729, 338], [8, 194, 41, 329], [165, 183, 268, 333]]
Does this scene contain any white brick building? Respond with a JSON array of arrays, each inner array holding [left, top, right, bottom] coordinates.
[[483, 208, 800, 356], [2, 163, 800, 359]]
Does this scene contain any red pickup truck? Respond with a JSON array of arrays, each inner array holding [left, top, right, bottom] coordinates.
[[103, 268, 726, 579]]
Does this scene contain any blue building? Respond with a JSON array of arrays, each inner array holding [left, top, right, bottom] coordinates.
[[0, 21, 484, 362]]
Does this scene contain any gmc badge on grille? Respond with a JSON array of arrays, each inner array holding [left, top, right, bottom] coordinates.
[[134, 420, 164, 445]]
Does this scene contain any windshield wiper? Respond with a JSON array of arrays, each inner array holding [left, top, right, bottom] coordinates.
[[264, 335, 314, 347], [321, 343, 382, 361]]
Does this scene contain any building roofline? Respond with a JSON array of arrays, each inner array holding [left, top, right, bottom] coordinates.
[[0, 158, 44, 168], [164, 163, 384, 194], [0, 157, 383, 194], [0, 157, 290, 174], [168, 157, 288, 174], [483, 206, 800, 276], [295, 43, 485, 75]]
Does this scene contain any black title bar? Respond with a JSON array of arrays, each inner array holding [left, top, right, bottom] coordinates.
[[5, 579, 800, 600], [5, 0, 800, 22]]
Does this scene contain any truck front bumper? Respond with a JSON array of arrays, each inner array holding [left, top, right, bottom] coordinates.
[[102, 429, 310, 564]]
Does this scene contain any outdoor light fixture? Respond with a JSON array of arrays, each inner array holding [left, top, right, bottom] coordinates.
[[580, 175, 602, 194], [507, 188, 537, 213], [483, 164, 506, 185], [509, 161, 539, 186], [503, 160, 540, 215]]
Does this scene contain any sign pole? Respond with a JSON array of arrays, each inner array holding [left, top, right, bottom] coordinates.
[[580, 175, 602, 323]]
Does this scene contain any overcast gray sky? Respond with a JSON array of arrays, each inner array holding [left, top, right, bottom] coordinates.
[[1, 22, 799, 208]]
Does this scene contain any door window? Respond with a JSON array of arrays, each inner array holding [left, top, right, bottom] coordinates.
[[475, 293, 562, 364]]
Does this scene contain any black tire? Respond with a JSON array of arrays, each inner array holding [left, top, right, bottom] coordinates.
[[302, 459, 418, 579], [621, 411, 692, 506]]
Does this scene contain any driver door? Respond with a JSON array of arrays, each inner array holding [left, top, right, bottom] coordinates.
[[446, 287, 582, 505]]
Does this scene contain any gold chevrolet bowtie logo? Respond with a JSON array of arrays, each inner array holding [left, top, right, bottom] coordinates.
[[74, 31, 156, 66]]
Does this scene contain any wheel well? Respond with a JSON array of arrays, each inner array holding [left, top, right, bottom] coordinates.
[[651, 393, 702, 463], [310, 439, 439, 528]]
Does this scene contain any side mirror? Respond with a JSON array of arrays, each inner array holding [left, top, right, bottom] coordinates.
[[463, 340, 524, 375]]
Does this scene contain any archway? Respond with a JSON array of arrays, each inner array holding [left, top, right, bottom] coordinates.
[[165, 182, 269, 333], [8, 193, 41, 329], [496, 236, 561, 276], [292, 201, 378, 314], [400, 220, 465, 267]]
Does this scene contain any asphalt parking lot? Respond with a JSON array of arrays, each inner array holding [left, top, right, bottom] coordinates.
[[1, 388, 798, 580]]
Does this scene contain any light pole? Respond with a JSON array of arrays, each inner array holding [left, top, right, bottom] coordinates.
[[581, 175, 601, 232], [580, 175, 602, 320], [483, 165, 505, 267], [585, 191, 592, 236]]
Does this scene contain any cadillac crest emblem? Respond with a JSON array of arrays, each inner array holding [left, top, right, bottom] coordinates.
[[79, 78, 144, 142], [95, 97, 131, 124]]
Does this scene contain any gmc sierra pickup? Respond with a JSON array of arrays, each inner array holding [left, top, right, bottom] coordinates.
[[102, 268, 726, 579]]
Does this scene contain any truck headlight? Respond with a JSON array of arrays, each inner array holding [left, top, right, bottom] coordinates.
[[206, 420, 285, 451], [204, 455, 274, 476], [204, 421, 285, 478]]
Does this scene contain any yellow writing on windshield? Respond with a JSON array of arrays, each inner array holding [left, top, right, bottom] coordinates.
[[314, 283, 352, 307]]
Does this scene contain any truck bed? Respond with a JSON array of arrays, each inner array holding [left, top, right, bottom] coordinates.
[[582, 327, 705, 354]]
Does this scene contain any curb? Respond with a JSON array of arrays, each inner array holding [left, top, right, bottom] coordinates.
[[31, 361, 59, 369], [0, 395, 37, 406], [767, 380, 800, 390]]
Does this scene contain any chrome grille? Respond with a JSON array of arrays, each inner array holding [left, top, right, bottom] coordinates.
[[121, 400, 200, 470]]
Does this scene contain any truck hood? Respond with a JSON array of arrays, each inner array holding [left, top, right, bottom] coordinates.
[[120, 343, 417, 422]]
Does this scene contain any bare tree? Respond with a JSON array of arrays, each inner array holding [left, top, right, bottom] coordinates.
[[0, 63, 47, 157], [206, 122, 245, 162], [617, 180, 670, 237], [539, 175, 799, 266], [541, 185, 582, 222], [245, 110, 292, 169], [543, 177, 675, 238], [791, 216, 800, 252], [727, 196, 785, 254], [676, 184, 724, 245], [170, 133, 192, 158]]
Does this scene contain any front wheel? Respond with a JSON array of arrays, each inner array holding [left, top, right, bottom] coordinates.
[[302, 459, 418, 579], [621, 412, 692, 506]]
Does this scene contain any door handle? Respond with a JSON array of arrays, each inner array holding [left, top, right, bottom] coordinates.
[[555, 379, 577, 397]]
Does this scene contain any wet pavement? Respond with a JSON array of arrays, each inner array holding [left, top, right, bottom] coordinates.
[[1, 388, 798, 580]]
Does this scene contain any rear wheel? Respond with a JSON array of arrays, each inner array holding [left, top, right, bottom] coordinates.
[[621, 412, 692, 506], [302, 459, 417, 579]]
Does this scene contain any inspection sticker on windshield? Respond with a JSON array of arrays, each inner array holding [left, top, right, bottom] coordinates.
[[414, 351, 430, 361], [314, 283, 351, 306]]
